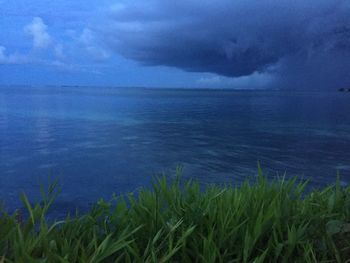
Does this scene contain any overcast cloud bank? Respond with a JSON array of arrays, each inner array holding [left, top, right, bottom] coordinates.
[[106, 0, 350, 89]]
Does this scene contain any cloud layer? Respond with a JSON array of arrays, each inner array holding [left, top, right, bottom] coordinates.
[[24, 17, 52, 49], [106, 0, 350, 89], [1, 0, 350, 88], [0, 16, 106, 76]]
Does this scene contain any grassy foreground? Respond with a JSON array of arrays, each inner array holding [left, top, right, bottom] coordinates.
[[1, 168, 350, 262]]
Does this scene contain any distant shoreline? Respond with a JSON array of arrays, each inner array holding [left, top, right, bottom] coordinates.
[[0, 84, 346, 93]]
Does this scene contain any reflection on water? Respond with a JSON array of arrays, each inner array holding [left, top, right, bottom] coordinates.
[[0, 86, 350, 214]]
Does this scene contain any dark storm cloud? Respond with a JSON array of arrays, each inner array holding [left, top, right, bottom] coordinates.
[[106, 0, 350, 89]]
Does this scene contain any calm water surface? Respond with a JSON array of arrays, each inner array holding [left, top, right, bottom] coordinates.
[[1, 86, 350, 214]]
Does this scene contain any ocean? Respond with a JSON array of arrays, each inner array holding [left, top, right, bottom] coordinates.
[[1, 86, 349, 214]]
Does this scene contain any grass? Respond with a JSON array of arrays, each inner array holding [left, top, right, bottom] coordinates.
[[1, 166, 350, 262]]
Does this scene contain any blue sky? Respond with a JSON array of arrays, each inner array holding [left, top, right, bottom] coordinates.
[[1, 0, 349, 89]]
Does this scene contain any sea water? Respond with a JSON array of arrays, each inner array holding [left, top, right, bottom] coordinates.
[[1, 86, 349, 214]]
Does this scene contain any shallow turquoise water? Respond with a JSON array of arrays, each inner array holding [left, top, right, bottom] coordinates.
[[1, 86, 350, 214]]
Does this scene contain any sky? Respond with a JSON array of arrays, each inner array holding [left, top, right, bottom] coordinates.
[[0, 0, 349, 89]]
